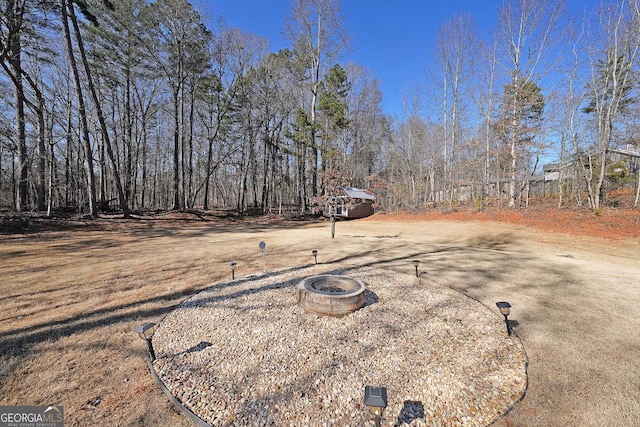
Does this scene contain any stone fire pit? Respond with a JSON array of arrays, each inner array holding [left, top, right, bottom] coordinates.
[[297, 274, 366, 316]]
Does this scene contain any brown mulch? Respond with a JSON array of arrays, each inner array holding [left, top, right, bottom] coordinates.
[[369, 206, 640, 240], [1, 205, 639, 240]]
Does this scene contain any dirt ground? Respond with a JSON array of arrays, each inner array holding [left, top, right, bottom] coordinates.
[[0, 207, 639, 426]]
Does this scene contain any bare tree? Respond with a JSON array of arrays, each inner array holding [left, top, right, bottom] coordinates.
[[67, 1, 130, 217], [284, 0, 348, 200], [196, 24, 249, 210], [0, 0, 28, 210], [388, 90, 441, 210], [433, 13, 480, 206], [60, 0, 97, 218], [146, 0, 211, 210], [497, 0, 565, 207], [344, 63, 387, 187], [0, 0, 55, 212], [472, 36, 500, 206], [582, 0, 640, 210], [556, 18, 587, 208]]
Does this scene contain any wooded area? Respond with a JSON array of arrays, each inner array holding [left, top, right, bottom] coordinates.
[[1, 0, 639, 219]]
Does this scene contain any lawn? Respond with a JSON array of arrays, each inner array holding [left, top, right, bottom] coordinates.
[[1, 208, 639, 426]]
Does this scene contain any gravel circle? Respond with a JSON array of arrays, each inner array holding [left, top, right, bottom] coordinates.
[[152, 264, 527, 426]]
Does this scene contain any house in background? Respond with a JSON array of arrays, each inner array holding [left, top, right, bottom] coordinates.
[[543, 163, 562, 182], [327, 186, 375, 219]]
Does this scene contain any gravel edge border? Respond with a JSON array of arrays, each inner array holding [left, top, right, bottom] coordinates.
[[144, 265, 529, 426], [144, 352, 212, 426]]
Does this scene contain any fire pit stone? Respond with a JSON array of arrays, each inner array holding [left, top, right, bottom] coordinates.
[[297, 274, 366, 316]]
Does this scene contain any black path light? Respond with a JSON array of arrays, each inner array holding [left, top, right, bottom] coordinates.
[[134, 322, 156, 361], [312, 249, 318, 265], [229, 262, 237, 280], [496, 301, 512, 336], [364, 385, 388, 427], [412, 260, 420, 277]]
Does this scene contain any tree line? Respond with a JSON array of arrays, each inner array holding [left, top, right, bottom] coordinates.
[[393, 0, 640, 212], [1, 0, 639, 219]]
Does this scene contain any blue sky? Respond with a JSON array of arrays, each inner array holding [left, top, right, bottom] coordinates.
[[202, 1, 602, 118]]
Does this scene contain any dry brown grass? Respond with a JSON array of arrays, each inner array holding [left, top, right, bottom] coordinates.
[[1, 209, 639, 426]]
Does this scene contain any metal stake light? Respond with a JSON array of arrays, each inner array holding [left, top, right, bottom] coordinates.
[[412, 260, 420, 277], [364, 385, 387, 427], [496, 301, 512, 336], [134, 322, 157, 361], [312, 250, 318, 264], [229, 261, 237, 280]]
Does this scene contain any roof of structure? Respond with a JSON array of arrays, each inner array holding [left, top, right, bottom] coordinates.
[[340, 186, 375, 200]]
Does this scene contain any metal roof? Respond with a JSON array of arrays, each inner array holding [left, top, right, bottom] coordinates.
[[340, 186, 375, 200]]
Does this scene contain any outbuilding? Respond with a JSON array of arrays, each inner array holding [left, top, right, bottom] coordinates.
[[327, 186, 375, 219]]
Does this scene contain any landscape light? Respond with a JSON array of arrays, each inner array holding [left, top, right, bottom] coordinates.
[[364, 385, 387, 427], [229, 261, 237, 280], [134, 322, 156, 361], [496, 301, 512, 336], [412, 260, 420, 277], [312, 250, 318, 265], [259, 241, 266, 271]]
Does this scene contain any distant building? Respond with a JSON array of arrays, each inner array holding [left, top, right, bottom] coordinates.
[[543, 164, 561, 182], [327, 187, 375, 219], [542, 162, 576, 182]]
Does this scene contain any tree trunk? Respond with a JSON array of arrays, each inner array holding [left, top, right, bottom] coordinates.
[[140, 118, 148, 210], [508, 75, 520, 209], [36, 95, 46, 211], [261, 128, 271, 210], [7, 0, 28, 211], [187, 85, 195, 208], [594, 151, 607, 211], [509, 135, 517, 207], [68, 2, 129, 218], [125, 66, 133, 205], [47, 140, 55, 217], [61, 0, 97, 218], [634, 168, 639, 207], [172, 86, 181, 210], [203, 130, 214, 210]]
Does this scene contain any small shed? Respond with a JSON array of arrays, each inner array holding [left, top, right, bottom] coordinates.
[[327, 186, 375, 219]]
